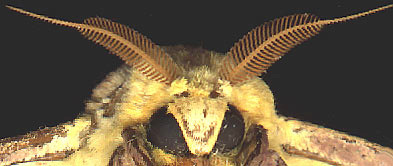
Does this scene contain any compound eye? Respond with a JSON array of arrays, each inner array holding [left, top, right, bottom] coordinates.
[[213, 104, 245, 153], [146, 107, 189, 156]]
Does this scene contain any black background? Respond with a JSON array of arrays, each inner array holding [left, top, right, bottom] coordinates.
[[1, 1, 392, 149]]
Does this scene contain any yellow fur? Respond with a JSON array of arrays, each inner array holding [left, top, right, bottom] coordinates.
[[119, 72, 170, 126], [229, 78, 334, 165]]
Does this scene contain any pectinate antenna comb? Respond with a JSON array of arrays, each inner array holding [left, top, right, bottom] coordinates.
[[6, 5, 181, 85], [219, 4, 393, 85]]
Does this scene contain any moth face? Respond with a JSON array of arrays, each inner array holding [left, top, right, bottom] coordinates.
[[167, 95, 228, 155], [150, 67, 241, 157]]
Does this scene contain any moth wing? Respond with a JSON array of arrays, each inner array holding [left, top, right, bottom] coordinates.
[[0, 117, 91, 166], [267, 118, 393, 166]]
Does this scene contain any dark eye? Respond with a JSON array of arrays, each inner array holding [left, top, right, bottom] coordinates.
[[213, 104, 245, 153], [146, 107, 190, 156]]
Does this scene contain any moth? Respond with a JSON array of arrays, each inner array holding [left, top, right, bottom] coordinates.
[[1, 3, 393, 166]]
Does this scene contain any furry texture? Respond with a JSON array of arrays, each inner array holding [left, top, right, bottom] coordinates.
[[3, 4, 393, 166]]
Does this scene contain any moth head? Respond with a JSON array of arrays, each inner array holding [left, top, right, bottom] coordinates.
[[79, 13, 325, 164], [80, 13, 298, 162], [149, 64, 240, 156], [137, 46, 277, 162]]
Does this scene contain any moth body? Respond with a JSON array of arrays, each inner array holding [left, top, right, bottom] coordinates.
[[1, 4, 393, 166]]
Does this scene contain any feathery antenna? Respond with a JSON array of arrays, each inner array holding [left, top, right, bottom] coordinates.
[[219, 4, 393, 84], [6, 5, 181, 85]]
